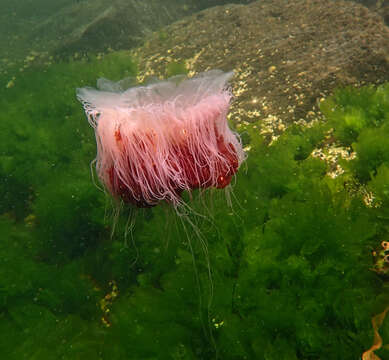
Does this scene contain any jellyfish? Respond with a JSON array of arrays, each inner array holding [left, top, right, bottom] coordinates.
[[76, 70, 245, 209]]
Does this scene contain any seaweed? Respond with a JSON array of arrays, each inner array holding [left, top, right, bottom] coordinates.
[[0, 56, 388, 359]]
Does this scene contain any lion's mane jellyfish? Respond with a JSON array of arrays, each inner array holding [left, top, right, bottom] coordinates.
[[77, 70, 245, 208]]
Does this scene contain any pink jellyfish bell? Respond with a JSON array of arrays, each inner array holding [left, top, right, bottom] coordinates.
[[77, 70, 245, 208]]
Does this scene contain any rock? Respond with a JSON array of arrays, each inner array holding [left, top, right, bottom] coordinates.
[[44, 0, 250, 56], [343, 1, 389, 26], [132, 0, 389, 135], [0, 0, 253, 73]]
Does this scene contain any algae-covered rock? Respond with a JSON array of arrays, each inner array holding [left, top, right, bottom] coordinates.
[[133, 0, 389, 137], [0, 0, 253, 76]]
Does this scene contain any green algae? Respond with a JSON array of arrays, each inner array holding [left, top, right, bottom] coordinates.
[[0, 56, 388, 359]]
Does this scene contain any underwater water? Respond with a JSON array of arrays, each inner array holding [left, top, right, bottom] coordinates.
[[0, 0, 389, 359]]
